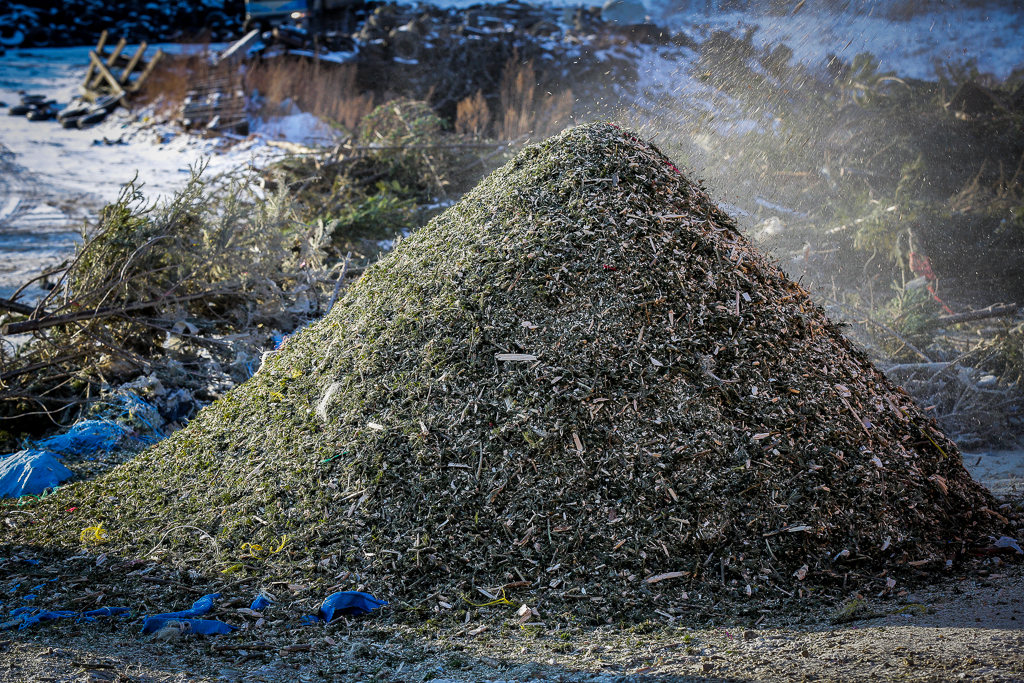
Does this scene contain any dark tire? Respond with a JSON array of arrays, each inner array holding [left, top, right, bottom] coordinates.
[[390, 30, 419, 62]]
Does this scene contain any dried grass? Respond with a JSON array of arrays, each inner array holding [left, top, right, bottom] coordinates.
[[499, 56, 536, 140], [245, 59, 375, 132], [499, 55, 574, 140], [455, 90, 491, 138], [133, 47, 214, 118], [137, 51, 374, 132]]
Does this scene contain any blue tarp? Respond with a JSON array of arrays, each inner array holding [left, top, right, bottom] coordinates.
[[35, 420, 125, 456], [0, 392, 167, 498], [0, 450, 73, 498]]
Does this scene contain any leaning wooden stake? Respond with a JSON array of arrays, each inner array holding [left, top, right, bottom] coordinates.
[[86, 51, 126, 101], [128, 48, 163, 93], [81, 29, 109, 87], [89, 36, 127, 90], [119, 41, 148, 86]]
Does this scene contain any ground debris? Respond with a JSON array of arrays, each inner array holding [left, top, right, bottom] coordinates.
[[2, 123, 1008, 624]]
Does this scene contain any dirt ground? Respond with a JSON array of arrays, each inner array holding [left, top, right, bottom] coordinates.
[[1, 560, 1021, 683]]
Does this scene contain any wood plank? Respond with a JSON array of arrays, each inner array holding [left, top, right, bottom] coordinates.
[[119, 41, 148, 85], [217, 29, 260, 65], [82, 29, 109, 86], [128, 48, 163, 93], [90, 37, 127, 90], [86, 51, 126, 99]]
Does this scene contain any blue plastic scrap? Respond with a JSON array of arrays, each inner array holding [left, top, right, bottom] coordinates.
[[115, 393, 163, 443], [996, 536, 1023, 554], [0, 450, 74, 498], [140, 593, 235, 636], [35, 420, 126, 456], [307, 591, 387, 624], [14, 609, 77, 630], [250, 594, 273, 611], [0, 605, 130, 631], [141, 617, 236, 635]]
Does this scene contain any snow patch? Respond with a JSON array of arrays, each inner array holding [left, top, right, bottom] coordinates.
[[251, 112, 343, 147]]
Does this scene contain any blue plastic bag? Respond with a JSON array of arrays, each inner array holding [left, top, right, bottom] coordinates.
[[35, 420, 125, 456], [141, 617, 236, 635], [0, 450, 74, 498], [308, 591, 387, 624]]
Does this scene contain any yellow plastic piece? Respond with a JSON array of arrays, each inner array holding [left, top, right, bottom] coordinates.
[[463, 588, 514, 608], [240, 536, 287, 558], [240, 542, 263, 557], [80, 524, 109, 545]]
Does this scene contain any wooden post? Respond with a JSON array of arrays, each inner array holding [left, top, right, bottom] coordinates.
[[128, 48, 163, 93], [86, 51, 126, 99], [119, 41, 148, 85], [90, 37, 127, 90], [82, 29, 110, 87]]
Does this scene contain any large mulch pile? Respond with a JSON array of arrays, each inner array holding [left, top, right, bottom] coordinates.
[[2, 123, 1006, 623]]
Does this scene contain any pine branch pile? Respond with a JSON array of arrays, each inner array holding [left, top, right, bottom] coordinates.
[[4, 123, 1003, 622]]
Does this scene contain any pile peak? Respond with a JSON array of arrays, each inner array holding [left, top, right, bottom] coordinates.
[[8, 123, 999, 620]]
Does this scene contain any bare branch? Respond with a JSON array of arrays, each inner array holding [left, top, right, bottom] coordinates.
[[1, 289, 240, 335]]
